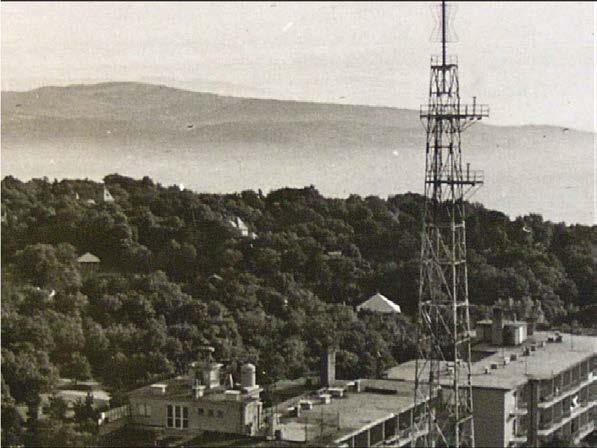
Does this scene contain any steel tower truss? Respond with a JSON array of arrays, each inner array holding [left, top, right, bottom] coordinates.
[[412, 2, 488, 447]]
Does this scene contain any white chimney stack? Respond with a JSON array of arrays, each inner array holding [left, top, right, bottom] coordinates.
[[192, 379, 205, 399]]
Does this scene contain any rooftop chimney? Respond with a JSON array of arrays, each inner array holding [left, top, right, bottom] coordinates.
[[320, 347, 336, 387], [527, 317, 536, 336], [491, 306, 505, 346], [241, 364, 256, 389], [493, 306, 504, 324]]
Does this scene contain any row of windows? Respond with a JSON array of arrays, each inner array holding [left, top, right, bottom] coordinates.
[[166, 404, 225, 429], [197, 407, 224, 418], [167, 405, 189, 429]]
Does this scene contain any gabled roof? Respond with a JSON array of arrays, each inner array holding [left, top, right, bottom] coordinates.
[[103, 187, 115, 202], [356, 293, 401, 314], [77, 252, 100, 263]]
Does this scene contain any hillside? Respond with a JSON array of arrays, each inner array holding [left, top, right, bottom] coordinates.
[[2, 175, 595, 446], [1, 82, 593, 224]]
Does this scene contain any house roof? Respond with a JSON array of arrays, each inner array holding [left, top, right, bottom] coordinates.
[[356, 293, 401, 314], [77, 252, 100, 263]]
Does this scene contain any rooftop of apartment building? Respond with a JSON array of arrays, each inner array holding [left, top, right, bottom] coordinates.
[[129, 378, 258, 403], [274, 378, 435, 445], [385, 331, 596, 391], [129, 361, 262, 404]]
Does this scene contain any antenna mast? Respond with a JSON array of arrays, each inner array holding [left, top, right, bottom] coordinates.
[[412, 1, 489, 447]]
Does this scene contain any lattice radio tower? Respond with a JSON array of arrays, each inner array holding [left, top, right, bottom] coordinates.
[[412, 2, 488, 447]]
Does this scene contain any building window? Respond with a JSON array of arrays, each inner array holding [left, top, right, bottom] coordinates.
[[167, 405, 189, 429], [217, 410, 224, 418], [167, 405, 173, 428], [137, 403, 151, 417], [198, 408, 204, 416], [208, 409, 214, 418]]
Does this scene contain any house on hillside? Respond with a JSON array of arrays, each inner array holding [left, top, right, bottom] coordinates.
[[356, 293, 401, 314], [229, 216, 257, 239], [103, 187, 115, 203], [74, 184, 115, 205], [77, 252, 100, 275]]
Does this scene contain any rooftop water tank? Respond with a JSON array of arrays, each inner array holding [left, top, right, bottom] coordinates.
[[241, 363, 256, 388]]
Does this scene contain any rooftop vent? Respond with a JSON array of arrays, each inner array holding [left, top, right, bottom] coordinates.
[[555, 334, 563, 343], [484, 367, 490, 374], [530, 345, 537, 352], [224, 390, 241, 401], [354, 380, 362, 393], [503, 356, 511, 366], [327, 387, 344, 398], [150, 383, 167, 395], [299, 400, 313, 411], [491, 363, 499, 370], [547, 336, 555, 343], [319, 393, 331, 405], [510, 353, 518, 361], [539, 341, 546, 348]]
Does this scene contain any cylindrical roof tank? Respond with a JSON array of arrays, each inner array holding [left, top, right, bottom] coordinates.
[[241, 363, 256, 388]]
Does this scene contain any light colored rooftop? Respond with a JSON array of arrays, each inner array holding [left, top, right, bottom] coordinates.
[[385, 332, 596, 390], [476, 319, 527, 327], [77, 252, 100, 263], [128, 376, 260, 403], [356, 293, 401, 314], [277, 379, 433, 443]]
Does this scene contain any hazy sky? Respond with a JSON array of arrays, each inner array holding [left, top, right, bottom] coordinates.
[[1, 2, 594, 131]]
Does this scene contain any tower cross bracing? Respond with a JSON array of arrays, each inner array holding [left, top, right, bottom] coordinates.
[[412, 2, 489, 447]]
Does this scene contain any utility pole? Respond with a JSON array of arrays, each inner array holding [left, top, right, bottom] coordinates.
[[412, 2, 489, 447]]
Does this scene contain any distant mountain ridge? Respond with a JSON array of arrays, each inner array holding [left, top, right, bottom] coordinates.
[[1, 82, 593, 224]]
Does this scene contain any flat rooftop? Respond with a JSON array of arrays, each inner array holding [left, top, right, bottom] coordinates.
[[385, 332, 596, 390], [129, 377, 260, 403], [276, 379, 433, 444]]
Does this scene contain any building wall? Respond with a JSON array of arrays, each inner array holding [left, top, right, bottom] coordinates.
[[502, 324, 527, 346], [472, 387, 506, 448], [130, 396, 262, 436], [476, 323, 491, 343], [502, 388, 519, 447]]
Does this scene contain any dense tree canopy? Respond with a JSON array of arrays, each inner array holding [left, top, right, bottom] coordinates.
[[2, 175, 595, 446]]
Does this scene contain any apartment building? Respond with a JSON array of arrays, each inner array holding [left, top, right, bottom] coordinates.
[[128, 361, 264, 437], [386, 315, 596, 447]]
